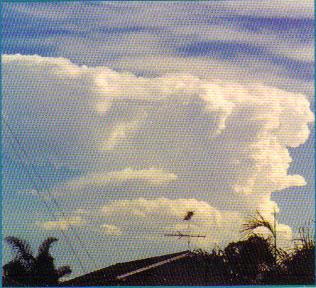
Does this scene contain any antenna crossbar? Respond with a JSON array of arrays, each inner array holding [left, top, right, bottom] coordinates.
[[164, 232, 206, 239]]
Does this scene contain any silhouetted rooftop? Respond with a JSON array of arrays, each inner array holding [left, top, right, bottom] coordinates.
[[62, 250, 212, 286]]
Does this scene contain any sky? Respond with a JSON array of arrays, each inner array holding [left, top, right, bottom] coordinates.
[[2, 1, 315, 279]]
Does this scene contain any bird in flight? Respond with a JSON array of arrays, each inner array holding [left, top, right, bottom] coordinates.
[[184, 211, 194, 221]]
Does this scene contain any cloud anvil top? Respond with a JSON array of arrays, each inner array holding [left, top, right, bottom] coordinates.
[[2, 1, 314, 285]]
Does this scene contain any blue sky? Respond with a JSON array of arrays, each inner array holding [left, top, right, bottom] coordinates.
[[2, 1, 314, 279]]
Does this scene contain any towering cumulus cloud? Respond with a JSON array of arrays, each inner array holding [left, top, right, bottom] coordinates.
[[3, 54, 314, 247]]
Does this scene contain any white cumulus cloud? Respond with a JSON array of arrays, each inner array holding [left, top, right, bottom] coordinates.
[[99, 197, 292, 248], [3, 54, 314, 249]]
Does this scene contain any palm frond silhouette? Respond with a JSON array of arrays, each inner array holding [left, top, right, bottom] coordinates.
[[241, 210, 276, 238], [3, 236, 71, 286]]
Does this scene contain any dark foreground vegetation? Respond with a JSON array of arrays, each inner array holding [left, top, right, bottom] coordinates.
[[3, 213, 315, 286], [194, 213, 315, 285], [3, 237, 71, 287], [195, 232, 314, 285]]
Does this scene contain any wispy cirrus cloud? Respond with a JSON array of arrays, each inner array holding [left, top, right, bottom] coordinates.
[[3, 2, 314, 96], [36, 216, 86, 231], [54, 168, 178, 194], [100, 224, 122, 236]]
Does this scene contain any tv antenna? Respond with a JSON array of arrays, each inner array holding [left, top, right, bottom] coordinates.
[[164, 211, 206, 250]]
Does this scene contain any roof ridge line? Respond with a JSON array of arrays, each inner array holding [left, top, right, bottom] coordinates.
[[116, 252, 191, 281]]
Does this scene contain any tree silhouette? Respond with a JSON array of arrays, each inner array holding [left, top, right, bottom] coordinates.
[[198, 215, 315, 285], [195, 248, 230, 285], [276, 225, 315, 284], [241, 210, 276, 239], [224, 235, 275, 284], [3, 236, 71, 286], [241, 210, 278, 264]]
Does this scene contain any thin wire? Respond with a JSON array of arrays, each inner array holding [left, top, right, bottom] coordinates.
[[4, 118, 98, 269], [3, 119, 97, 273], [4, 141, 87, 274]]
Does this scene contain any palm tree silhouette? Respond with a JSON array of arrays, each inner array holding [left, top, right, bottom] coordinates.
[[3, 236, 71, 286], [241, 210, 278, 262], [241, 210, 276, 236]]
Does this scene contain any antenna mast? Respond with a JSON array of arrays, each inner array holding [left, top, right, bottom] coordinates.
[[273, 207, 277, 265], [164, 211, 206, 250]]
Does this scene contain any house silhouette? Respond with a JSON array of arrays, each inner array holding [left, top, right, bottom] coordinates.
[[62, 250, 221, 286]]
